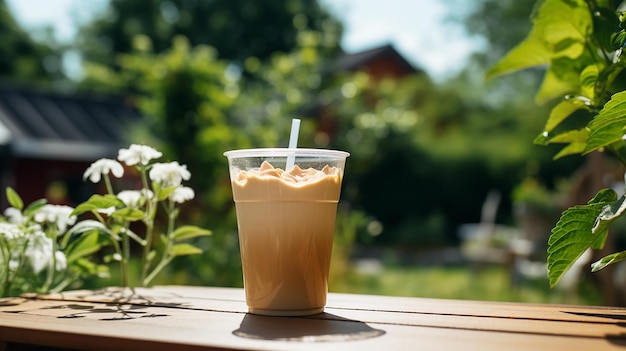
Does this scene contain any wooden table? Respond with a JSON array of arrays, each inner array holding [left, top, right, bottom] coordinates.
[[1, 286, 625, 350]]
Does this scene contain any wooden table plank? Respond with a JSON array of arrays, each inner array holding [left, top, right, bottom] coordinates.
[[1, 286, 626, 351], [35, 286, 626, 338]]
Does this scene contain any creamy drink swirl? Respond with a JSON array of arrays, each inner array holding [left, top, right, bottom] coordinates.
[[225, 149, 348, 316]]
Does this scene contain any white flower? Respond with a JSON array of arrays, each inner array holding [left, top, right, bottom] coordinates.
[[119, 189, 155, 207], [83, 159, 124, 183], [34, 205, 77, 233], [0, 222, 22, 240], [4, 207, 24, 224], [8, 257, 19, 271], [149, 162, 191, 187], [170, 186, 195, 204], [117, 190, 143, 208], [118, 144, 162, 166], [54, 251, 67, 271], [25, 231, 53, 274]]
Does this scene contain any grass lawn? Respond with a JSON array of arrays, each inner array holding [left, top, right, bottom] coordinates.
[[330, 263, 604, 306]]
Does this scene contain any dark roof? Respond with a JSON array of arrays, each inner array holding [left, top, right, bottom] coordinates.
[[0, 83, 143, 160], [334, 43, 419, 74]]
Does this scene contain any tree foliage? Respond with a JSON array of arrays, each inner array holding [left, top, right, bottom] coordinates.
[[76, 0, 343, 66], [489, 0, 626, 288], [0, 0, 62, 82]]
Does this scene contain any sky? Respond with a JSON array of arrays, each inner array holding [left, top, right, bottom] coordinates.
[[6, 0, 482, 81]]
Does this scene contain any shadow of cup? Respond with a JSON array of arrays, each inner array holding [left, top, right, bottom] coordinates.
[[233, 312, 385, 342]]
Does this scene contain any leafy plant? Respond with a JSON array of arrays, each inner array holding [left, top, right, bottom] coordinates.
[[73, 144, 212, 288], [0, 188, 108, 297], [488, 0, 626, 288], [0, 144, 212, 297]]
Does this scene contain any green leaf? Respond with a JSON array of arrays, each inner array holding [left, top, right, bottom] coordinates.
[[534, 128, 588, 159], [71, 203, 100, 217], [591, 250, 626, 272], [88, 194, 124, 208], [590, 193, 626, 240], [67, 220, 107, 235], [72, 257, 99, 274], [536, 59, 583, 104], [68, 220, 119, 241], [171, 243, 203, 257], [111, 208, 145, 221], [172, 225, 212, 242], [156, 185, 178, 201], [65, 231, 103, 264], [547, 188, 617, 288], [486, 34, 550, 79], [542, 99, 588, 134], [23, 198, 47, 217], [487, 0, 590, 80], [579, 64, 600, 99], [548, 129, 589, 144], [147, 250, 157, 263], [553, 142, 588, 159], [5, 187, 23, 210], [584, 91, 626, 154], [71, 194, 124, 216]]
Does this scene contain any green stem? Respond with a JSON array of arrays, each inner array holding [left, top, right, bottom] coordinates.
[[0, 239, 10, 297], [139, 167, 155, 286], [143, 199, 176, 287], [42, 228, 58, 293], [108, 234, 126, 288], [143, 256, 173, 287], [122, 225, 130, 288], [104, 174, 115, 195]]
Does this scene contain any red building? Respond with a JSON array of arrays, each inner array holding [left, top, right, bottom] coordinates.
[[334, 43, 420, 79], [0, 83, 143, 207]]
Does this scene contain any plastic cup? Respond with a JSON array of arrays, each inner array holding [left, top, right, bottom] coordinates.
[[224, 148, 349, 316]]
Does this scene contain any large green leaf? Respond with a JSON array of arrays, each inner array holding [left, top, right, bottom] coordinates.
[[486, 34, 550, 79], [547, 188, 617, 288], [536, 58, 585, 103], [584, 91, 626, 153], [487, 0, 590, 80]]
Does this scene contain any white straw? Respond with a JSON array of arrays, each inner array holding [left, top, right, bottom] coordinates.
[[286, 118, 301, 171]]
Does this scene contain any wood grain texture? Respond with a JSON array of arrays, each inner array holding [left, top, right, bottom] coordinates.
[[0, 286, 624, 350]]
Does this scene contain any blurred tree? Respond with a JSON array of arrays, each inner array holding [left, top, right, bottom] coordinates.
[[77, 0, 343, 67], [453, 0, 583, 198], [0, 0, 62, 82]]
